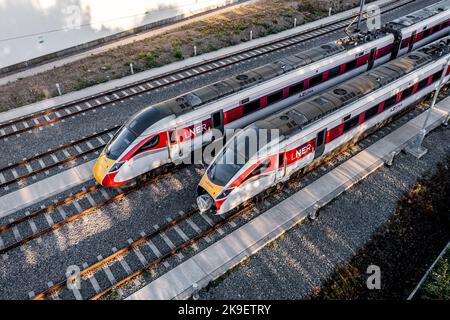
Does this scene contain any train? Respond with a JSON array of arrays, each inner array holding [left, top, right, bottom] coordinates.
[[93, 0, 450, 187], [196, 36, 450, 215]]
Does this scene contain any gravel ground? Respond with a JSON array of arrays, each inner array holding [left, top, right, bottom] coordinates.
[[198, 125, 450, 300], [0, 165, 205, 299], [0, 0, 438, 169]]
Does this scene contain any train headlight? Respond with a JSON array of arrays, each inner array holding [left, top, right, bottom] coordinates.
[[109, 162, 124, 172], [197, 194, 213, 213]]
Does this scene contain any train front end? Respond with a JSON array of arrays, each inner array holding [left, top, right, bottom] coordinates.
[[93, 106, 171, 187]]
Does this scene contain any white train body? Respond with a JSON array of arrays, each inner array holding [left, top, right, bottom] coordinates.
[[197, 36, 450, 214], [94, 0, 450, 187]]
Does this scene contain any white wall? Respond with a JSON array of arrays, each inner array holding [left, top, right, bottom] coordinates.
[[0, 0, 238, 68]]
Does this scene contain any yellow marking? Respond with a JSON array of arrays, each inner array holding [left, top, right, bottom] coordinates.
[[199, 174, 223, 199], [93, 152, 116, 185]]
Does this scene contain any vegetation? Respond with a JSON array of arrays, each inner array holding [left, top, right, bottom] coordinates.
[[311, 156, 450, 299], [421, 251, 450, 300]]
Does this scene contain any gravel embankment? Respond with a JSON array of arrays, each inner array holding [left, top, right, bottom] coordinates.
[[199, 125, 450, 300]]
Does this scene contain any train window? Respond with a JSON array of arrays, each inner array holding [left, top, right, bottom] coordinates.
[[243, 100, 260, 115], [244, 160, 271, 182], [364, 105, 379, 121], [309, 73, 323, 87], [289, 82, 304, 95], [423, 29, 431, 38], [432, 70, 443, 83], [267, 90, 283, 105], [139, 135, 159, 152], [345, 59, 358, 71], [169, 131, 176, 143], [418, 78, 428, 91], [343, 116, 359, 133], [401, 86, 414, 100], [384, 95, 397, 109], [328, 66, 341, 79], [105, 127, 137, 160], [278, 154, 285, 167], [343, 114, 351, 122]]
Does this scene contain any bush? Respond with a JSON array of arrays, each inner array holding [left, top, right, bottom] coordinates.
[[422, 252, 450, 300]]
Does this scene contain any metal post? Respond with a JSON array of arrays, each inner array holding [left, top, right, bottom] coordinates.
[[194, 45, 197, 56], [249, 30, 253, 41], [329, 7, 332, 17], [129, 63, 134, 75], [294, 17, 297, 28], [356, 0, 365, 31], [55, 83, 62, 96], [405, 57, 450, 159]]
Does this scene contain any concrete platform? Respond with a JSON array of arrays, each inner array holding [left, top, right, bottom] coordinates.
[[127, 97, 450, 300], [0, 0, 396, 124], [0, 160, 95, 219]]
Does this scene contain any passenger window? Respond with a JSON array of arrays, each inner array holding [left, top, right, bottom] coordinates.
[[401, 86, 414, 100], [243, 100, 260, 115], [244, 160, 271, 182], [343, 116, 359, 133], [432, 70, 443, 83], [328, 66, 341, 79], [309, 73, 323, 87], [345, 59, 358, 71], [364, 105, 379, 121], [289, 82, 304, 95], [384, 95, 397, 108], [418, 78, 428, 91], [139, 135, 159, 152], [267, 91, 283, 105]]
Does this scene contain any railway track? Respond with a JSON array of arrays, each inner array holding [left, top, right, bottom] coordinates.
[[31, 206, 250, 300], [0, 163, 177, 257], [0, 126, 119, 193], [0, 0, 413, 140], [22, 86, 448, 300]]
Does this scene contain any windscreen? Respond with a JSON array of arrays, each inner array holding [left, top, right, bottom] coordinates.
[[105, 127, 136, 160], [207, 128, 260, 186]]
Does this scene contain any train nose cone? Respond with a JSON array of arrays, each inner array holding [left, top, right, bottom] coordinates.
[[93, 153, 115, 185]]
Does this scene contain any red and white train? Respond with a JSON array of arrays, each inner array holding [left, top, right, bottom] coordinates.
[[196, 36, 450, 214], [93, 0, 450, 187]]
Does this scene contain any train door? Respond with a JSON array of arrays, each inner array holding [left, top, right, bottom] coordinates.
[[276, 151, 287, 182], [314, 128, 327, 160], [408, 31, 416, 53], [168, 129, 182, 162], [390, 33, 401, 61], [368, 48, 376, 70], [211, 110, 224, 135]]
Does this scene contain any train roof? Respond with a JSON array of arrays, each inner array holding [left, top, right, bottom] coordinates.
[[385, 0, 450, 30], [253, 37, 450, 137], [149, 31, 389, 118]]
